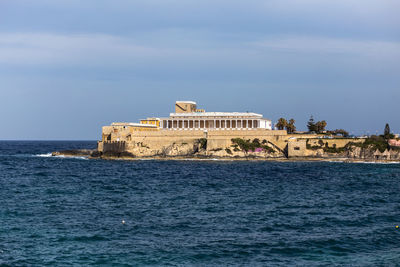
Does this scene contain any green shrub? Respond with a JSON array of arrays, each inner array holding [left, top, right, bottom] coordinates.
[[346, 136, 388, 153], [231, 138, 275, 153], [225, 148, 232, 154], [198, 138, 207, 150]]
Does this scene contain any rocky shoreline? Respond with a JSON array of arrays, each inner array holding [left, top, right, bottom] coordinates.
[[51, 149, 400, 163]]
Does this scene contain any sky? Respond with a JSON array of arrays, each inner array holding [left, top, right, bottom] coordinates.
[[0, 0, 399, 140]]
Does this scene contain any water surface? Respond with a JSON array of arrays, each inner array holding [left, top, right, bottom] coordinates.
[[1, 141, 400, 266]]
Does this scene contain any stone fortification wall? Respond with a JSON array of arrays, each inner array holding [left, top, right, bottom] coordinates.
[[98, 126, 368, 159], [98, 128, 289, 157], [206, 130, 287, 151], [305, 138, 364, 148], [102, 141, 126, 153], [287, 138, 365, 158]]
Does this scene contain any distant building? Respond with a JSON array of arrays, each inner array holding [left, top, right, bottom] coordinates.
[[389, 139, 400, 147], [100, 101, 275, 144], [158, 101, 272, 130], [110, 101, 272, 131]]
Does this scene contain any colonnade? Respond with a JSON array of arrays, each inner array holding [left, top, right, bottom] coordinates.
[[162, 119, 262, 130]]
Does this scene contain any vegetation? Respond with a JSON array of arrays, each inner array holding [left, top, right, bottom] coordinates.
[[384, 123, 391, 139], [326, 129, 349, 137], [307, 116, 316, 132], [276, 118, 296, 133], [198, 138, 207, 150], [382, 123, 395, 139], [225, 148, 232, 154], [306, 140, 323, 150], [231, 138, 275, 154], [347, 135, 389, 153], [307, 116, 327, 133], [286, 119, 296, 134], [323, 146, 347, 153], [306, 140, 347, 153], [276, 118, 287, 130], [316, 120, 327, 133]]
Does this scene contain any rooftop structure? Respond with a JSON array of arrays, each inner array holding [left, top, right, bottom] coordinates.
[[160, 101, 272, 130], [106, 101, 273, 132]]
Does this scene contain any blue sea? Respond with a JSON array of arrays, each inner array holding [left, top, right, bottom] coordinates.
[[1, 141, 400, 266]]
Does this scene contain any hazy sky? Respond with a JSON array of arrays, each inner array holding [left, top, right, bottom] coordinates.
[[1, 0, 399, 139]]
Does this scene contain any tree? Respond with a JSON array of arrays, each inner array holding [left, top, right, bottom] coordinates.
[[384, 123, 391, 139], [307, 116, 317, 132], [330, 129, 349, 137], [315, 120, 327, 133], [276, 118, 288, 130], [286, 119, 296, 134]]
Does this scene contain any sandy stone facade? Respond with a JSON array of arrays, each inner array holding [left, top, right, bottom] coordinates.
[[97, 101, 364, 158]]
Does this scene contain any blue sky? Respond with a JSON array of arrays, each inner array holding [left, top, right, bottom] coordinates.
[[0, 0, 399, 139]]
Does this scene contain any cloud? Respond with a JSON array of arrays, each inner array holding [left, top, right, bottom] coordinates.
[[251, 36, 400, 59], [0, 32, 399, 70], [0, 33, 161, 66]]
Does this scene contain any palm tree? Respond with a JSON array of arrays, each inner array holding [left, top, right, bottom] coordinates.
[[276, 118, 288, 130], [286, 119, 296, 134]]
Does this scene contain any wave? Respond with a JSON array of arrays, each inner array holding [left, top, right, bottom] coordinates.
[[355, 161, 400, 164], [327, 160, 400, 164], [36, 153, 52, 157], [34, 153, 88, 160]]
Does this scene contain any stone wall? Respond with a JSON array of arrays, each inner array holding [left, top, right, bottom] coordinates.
[[102, 141, 126, 153], [98, 128, 289, 157], [287, 140, 307, 157], [306, 138, 364, 148], [97, 127, 368, 159]]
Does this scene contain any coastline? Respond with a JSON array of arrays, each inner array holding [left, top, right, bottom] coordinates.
[[51, 150, 400, 163]]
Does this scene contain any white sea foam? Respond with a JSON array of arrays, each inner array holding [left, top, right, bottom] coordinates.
[[356, 161, 400, 165], [181, 158, 230, 161], [35, 153, 88, 160], [36, 153, 53, 157]]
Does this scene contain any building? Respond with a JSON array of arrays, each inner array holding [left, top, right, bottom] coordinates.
[[389, 139, 400, 147], [150, 101, 272, 131], [100, 101, 276, 148], [104, 101, 272, 135]]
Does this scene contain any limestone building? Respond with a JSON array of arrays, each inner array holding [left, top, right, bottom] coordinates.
[[160, 101, 272, 130], [103, 101, 272, 140]]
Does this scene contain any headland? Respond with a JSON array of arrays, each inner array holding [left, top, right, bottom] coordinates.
[[53, 101, 400, 162]]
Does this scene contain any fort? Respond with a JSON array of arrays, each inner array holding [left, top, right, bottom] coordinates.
[[95, 101, 368, 160]]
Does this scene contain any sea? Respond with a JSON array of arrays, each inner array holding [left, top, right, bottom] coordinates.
[[1, 141, 400, 266]]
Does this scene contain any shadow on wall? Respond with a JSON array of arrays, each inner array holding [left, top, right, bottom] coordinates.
[[103, 141, 126, 153]]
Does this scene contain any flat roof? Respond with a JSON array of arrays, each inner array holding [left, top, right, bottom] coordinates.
[[176, 101, 197, 105], [111, 122, 157, 127], [169, 112, 265, 118]]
